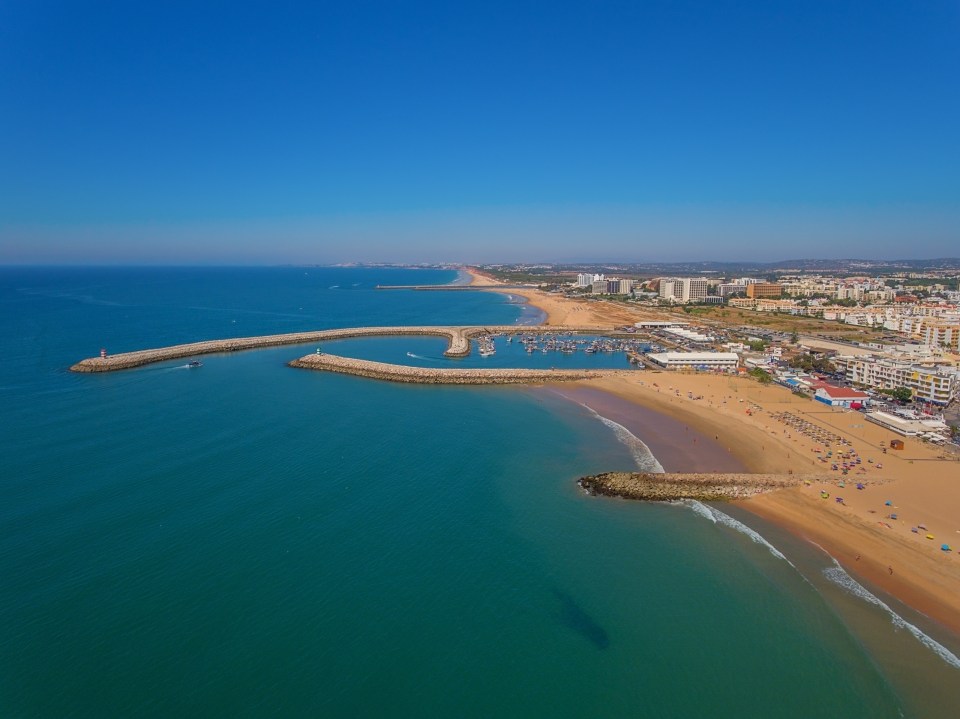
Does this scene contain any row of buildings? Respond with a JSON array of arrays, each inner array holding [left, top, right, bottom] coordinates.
[[575, 274, 635, 295]]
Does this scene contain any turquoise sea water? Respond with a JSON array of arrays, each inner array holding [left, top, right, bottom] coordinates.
[[2, 266, 958, 717]]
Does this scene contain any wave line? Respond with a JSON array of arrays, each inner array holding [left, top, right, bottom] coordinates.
[[682, 500, 792, 563], [822, 559, 960, 669], [577, 403, 665, 473]]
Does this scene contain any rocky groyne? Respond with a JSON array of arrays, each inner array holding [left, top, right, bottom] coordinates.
[[578, 472, 822, 501], [289, 352, 617, 384]]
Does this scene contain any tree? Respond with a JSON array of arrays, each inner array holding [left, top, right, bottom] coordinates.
[[789, 331, 799, 344], [788, 353, 835, 374], [748, 367, 772, 384], [890, 386, 912, 404]]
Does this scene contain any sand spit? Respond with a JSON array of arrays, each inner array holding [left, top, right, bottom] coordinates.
[[69, 325, 634, 372], [579, 471, 817, 501], [289, 352, 617, 384]]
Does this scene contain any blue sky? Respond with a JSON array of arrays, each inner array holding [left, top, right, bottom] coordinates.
[[1, 0, 958, 264]]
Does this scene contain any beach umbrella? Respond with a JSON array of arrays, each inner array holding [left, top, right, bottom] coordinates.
[[942, 544, 952, 552], [884, 500, 892, 506], [926, 534, 935, 540]]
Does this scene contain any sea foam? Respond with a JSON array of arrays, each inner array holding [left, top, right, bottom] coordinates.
[[579, 404, 665, 473], [683, 500, 791, 563], [822, 558, 960, 670]]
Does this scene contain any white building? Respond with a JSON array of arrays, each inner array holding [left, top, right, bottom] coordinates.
[[682, 278, 709, 303], [659, 278, 682, 301], [610, 278, 634, 295], [646, 352, 739, 370], [718, 283, 747, 297], [813, 386, 871, 409], [663, 327, 714, 343], [659, 278, 708, 303], [845, 358, 957, 405]]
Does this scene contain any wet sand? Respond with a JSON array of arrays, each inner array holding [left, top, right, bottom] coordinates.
[[547, 385, 746, 473], [463, 266, 960, 636]]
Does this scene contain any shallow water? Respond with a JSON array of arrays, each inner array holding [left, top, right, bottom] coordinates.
[[1, 266, 956, 717]]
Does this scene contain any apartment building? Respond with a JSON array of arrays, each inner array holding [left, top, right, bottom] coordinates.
[[681, 278, 708, 302], [745, 283, 782, 299], [845, 358, 957, 405], [659, 277, 708, 303]]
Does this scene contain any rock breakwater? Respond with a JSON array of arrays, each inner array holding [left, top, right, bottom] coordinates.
[[578, 472, 822, 501], [289, 352, 617, 384], [70, 325, 633, 372]]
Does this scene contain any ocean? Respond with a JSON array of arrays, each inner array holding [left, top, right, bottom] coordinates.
[[2, 266, 958, 717]]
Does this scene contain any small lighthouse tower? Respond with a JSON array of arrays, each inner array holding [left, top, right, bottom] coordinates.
[[100, 348, 107, 359]]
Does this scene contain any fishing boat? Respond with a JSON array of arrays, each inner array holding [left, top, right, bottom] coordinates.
[[188, 360, 202, 368]]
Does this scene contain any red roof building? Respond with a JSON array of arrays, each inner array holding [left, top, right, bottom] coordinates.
[[814, 385, 871, 408]]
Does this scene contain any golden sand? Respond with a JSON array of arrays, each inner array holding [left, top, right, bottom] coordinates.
[[464, 267, 960, 633]]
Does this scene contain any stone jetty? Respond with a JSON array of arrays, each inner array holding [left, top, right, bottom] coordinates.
[[70, 327, 469, 372], [70, 325, 632, 372], [578, 472, 824, 501], [289, 352, 615, 384]]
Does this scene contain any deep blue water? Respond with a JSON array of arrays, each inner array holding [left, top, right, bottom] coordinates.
[[1, 266, 957, 717]]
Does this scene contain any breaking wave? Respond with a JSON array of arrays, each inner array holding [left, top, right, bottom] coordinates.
[[578, 404, 665, 473], [682, 500, 791, 563], [680, 506, 960, 668], [823, 559, 960, 669]]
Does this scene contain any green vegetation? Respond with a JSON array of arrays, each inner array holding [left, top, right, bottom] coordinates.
[[748, 367, 773, 384], [479, 268, 572, 285], [889, 386, 913, 403], [788, 353, 836, 374], [746, 340, 767, 351]]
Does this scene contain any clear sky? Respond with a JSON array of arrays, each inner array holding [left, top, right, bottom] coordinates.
[[1, 0, 958, 264]]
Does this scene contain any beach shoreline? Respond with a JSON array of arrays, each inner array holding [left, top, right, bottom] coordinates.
[[460, 267, 960, 637]]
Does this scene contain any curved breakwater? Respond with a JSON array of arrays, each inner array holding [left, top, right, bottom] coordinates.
[[289, 352, 612, 384], [69, 324, 631, 372]]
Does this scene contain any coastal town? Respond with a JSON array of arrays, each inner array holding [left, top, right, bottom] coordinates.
[[452, 263, 960, 638], [475, 262, 960, 447], [67, 262, 960, 657]]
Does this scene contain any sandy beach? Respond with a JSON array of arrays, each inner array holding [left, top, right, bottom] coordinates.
[[466, 267, 960, 635], [465, 268, 661, 326]]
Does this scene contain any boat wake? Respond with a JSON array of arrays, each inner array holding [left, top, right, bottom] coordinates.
[[406, 352, 442, 362], [682, 500, 792, 563], [578, 403, 664, 473], [822, 558, 960, 669]]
